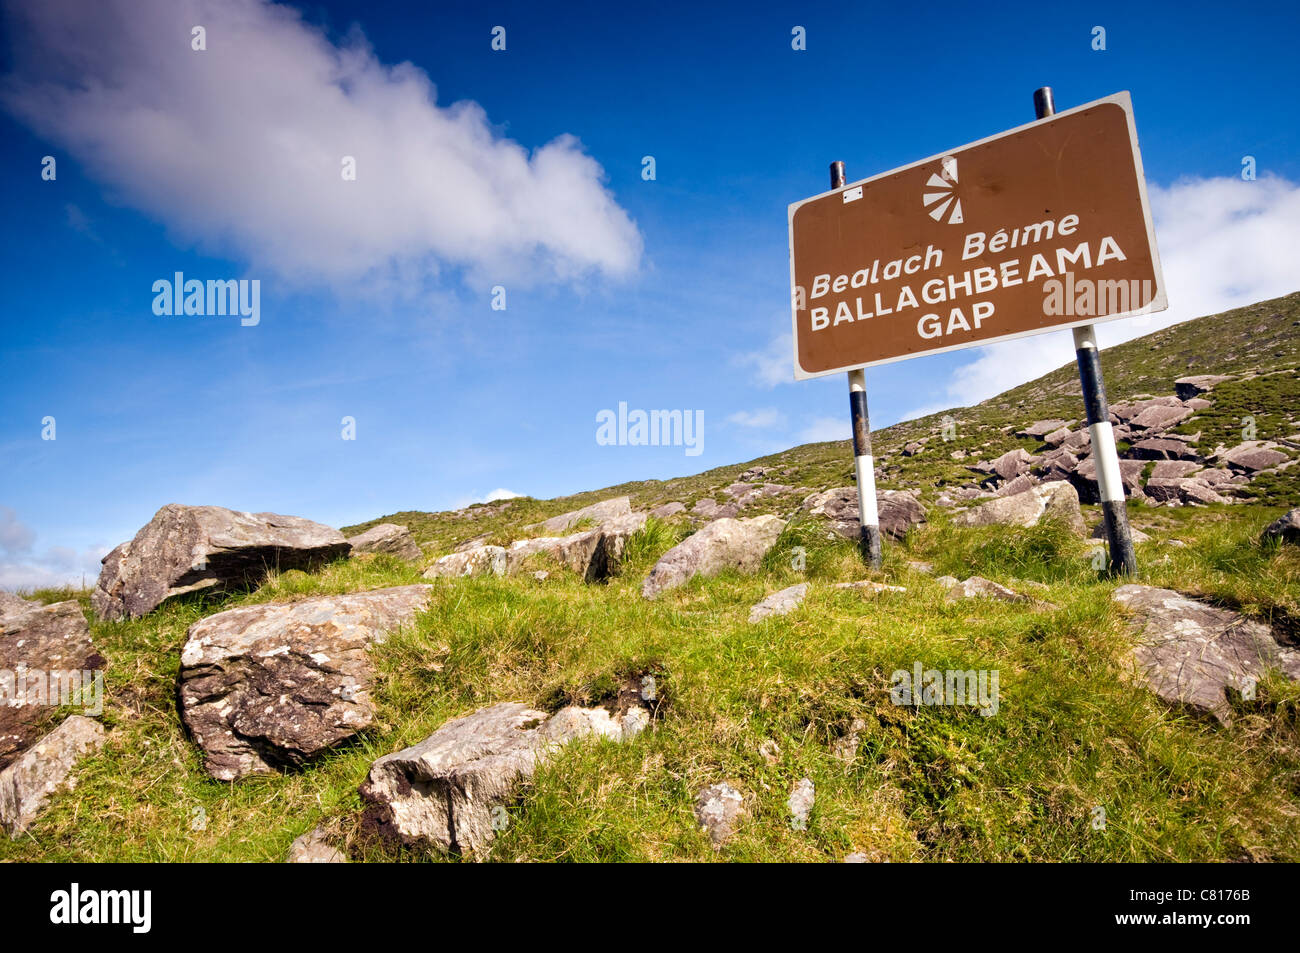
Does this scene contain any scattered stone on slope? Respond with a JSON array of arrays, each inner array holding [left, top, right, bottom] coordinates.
[[937, 575, 1031, 604], [748, 583, 808, 623], [1219, 441, 1289, 473], [1174, 374, 1232, 399], [692, 498, 740, 520], [649, 501, 686, 519], [831, 718, 867, 763], [1033, 448, 1080, 482], [1127, 403, 1194, 432], [800, 487, 927, 540], [641, 515, 786, 599], [1061, 429, 1091, 454], [1127, 437, 1201, 461], [1042, 426, 1072, 448], [505, 512, 646, 582], [834, 580, 907, 595], [92, 504, 350, 621], [950, 482, 1086, 536], [1070, 458, 1147, 503], [287, 826, 348, 863], [994, 474, 1039, 497], [0, 601, 105, 770], [359, 700, 647, 854], [989, 448, 1037, 482], [1143, 477, 1228, 506], [1148, 460, 1202, 480], [528, 496, 631, 534], [346, 524, 422, 562], [694, 782, 745, 848], [179, 585, 432, 781], [1262, 508, 1300, 544], [423, 545, 507, 579], [788, 778, 815, 830], [1016, 419, 1071, 439], [1112, 584, 1300, 723], [0, 715, 106, 836]]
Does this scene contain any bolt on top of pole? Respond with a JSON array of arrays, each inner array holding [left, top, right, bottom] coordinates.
[[1033, 86, 1055, 119]]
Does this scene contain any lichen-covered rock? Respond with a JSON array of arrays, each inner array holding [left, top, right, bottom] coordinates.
[[92, 504, 350, 620], [694, 782, 745, 847], [346, 524, 422, 562], [748, 583, 808, 623], [528, 496, 631, 534], [0, 715, 106, 836], [505, 512, 646, 582], [641, 515, 786, 599], [423, 545, 507, 579], [0, 601, 104, 770], [937, 575, 1030, 604], [1113, 584, 1300, 722], [800, 487, 927, 540], [951, 482, 1086, 536], [179, 586, 432, 780], [287, 826, 347, 863], [1262, 508, 1300, 545], [359, 701, 646, 854]]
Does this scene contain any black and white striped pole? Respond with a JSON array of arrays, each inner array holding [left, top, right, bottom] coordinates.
[[831, 159, 883, 570], [1034, 87, 1137, 575]]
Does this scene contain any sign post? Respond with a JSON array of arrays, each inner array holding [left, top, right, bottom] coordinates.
[[831, 159, 884, 570], [789, 90, 1165, 575], [1035, 87, 1137, 575]]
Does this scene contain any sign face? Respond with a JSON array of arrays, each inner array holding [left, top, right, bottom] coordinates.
[[788, 92, 1167, 379]]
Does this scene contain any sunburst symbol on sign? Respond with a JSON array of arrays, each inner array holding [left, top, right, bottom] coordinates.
[[922, 155, 963, 224]]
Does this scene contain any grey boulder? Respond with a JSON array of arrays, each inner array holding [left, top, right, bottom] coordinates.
[[179, 585, 432, 780], [694, 782, 745, 848], [0, 715, 106, 836], [505, 512, 646, 582], [528, 496, 631, 534], [423, 545, 507, 579], [92, 504, 350, 620], [359, 700, 647, 854], [1262, 508, 1300, 545], [346, 524, 422, 562], [642, 515, 786, 599], [748, 583, 808, 623], [950, 482, 1086, 536], [0, 600, 104, 769], [800, 487, 927, 540], [1113, 584, 1300, 723]]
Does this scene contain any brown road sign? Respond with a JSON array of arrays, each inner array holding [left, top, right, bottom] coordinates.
[[788, 91, 1167, 379]]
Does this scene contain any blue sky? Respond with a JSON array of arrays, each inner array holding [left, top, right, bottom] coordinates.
[[2, 0, 1299, 588]]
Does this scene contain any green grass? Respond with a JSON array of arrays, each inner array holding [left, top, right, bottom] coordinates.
[[7, 291, 1299, 862], [4, 502, 1298, 863]]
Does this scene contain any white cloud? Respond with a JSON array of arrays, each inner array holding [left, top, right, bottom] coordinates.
[[799, 416, 850, 442], [1, 0, 641, 290], [736, 325, 794, 388], [449, 487, 524, 509], [727, 408, 786, 429], [0, 508, 106, 592], [904, 175, 1300, 417]]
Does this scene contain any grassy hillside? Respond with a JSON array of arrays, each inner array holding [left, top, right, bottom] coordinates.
[[4, 291, 1299, 863]]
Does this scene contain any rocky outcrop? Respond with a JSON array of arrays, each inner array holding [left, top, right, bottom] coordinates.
[[423, 545, 507, 579], [937, 575, 1030, 604], [528, 496, 631, 534], [505, 512, 646, 582], [0, 715, 106, 836], [641, 515, 786, 599], [1262, 508, 1300, 545], [92, 504, 350, 620], [1174, 375, 1232, 400], [1113, 584, 1300, 722], [649, 502, 686, 519], [359, 700, 648, 854], [0, 601, 104, 770], [1218, 441, 1289, 473], [748, 583, 808, 623], [179, 585, 432, 780], [950, 482, 1086, 536], [800, 487, 927, 540], [346, 524, 422, 562]]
